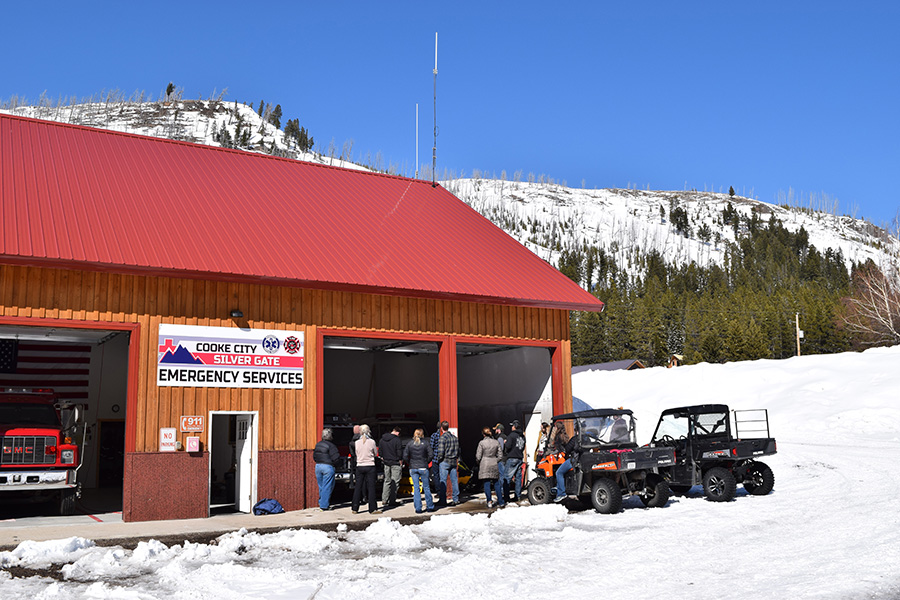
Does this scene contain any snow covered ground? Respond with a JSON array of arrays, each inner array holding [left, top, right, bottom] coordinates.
[[2, 347, 899, 599]]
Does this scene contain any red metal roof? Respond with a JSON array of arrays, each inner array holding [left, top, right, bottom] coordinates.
[[0, 114, 603, 312]]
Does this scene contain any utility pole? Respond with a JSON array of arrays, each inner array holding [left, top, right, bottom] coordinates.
[[795, 313, 802, 357]]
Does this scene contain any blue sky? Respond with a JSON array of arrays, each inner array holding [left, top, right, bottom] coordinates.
[[4, 1, 899, 226]]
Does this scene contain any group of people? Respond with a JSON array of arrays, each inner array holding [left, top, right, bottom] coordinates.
[[313, 420, 464, 514], [474, 420, 528, 507], [314, 419, 541, 513], [313, 414, 624, 512]]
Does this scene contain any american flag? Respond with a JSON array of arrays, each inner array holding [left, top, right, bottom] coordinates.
[[0, 341, 90, 400], [0, 340, 17, 373]]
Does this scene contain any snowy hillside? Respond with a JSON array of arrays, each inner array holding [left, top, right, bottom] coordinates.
[[2, 347, 899, 598], [4, 94, 898, 277], [1, 93, 365, 172], [447, 178, 900, 276]]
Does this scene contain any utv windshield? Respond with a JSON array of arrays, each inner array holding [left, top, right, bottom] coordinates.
[[578, 414, 635, 446], [653, 413, 689, 441]]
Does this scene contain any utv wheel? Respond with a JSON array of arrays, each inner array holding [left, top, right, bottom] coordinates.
[[743, 462, 775, 496], [527, 478, 552, 505], [590, 478, 622, 514], [60, 489, 77, 516], [639, 476, 671, 508], [703, 467, 736, 502]]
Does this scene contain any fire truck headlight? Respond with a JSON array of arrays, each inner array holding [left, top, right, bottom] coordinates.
[[61, 449, 75, 464]]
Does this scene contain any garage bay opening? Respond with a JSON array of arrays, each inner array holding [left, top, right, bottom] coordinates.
[[456, 343, 553, 487], [0, 325, 130, 519], [323, 336, 440, 501]]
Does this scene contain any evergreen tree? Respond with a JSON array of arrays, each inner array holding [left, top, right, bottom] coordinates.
[[269, 104, 283, 129], [558, 247, 585, 287], [697, 222, 712, 244]]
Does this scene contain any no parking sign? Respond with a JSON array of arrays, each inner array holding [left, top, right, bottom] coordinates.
[[159, 428, 177, 452]]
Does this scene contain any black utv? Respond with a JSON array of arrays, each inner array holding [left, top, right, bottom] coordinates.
[[650, 404, 777, 502], [527, 409, 676, 513]]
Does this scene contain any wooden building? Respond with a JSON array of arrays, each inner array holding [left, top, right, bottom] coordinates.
[[0, 114, 604, 521]]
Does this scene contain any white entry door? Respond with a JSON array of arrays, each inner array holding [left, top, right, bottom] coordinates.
[[234, 414, 255, 512]]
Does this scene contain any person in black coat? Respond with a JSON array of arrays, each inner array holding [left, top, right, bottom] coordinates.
[[379, 426, 403, 507], [314, 428, 341, 510], [504, 420, 526, 502]]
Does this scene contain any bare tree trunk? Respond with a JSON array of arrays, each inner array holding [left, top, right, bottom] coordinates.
[[843, 263, 900, 345]]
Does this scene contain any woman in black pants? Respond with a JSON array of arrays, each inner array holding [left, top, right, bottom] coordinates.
[[351, 424, 381, 514]]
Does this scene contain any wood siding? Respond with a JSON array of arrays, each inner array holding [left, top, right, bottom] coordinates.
[[1, 265, 571, 453]]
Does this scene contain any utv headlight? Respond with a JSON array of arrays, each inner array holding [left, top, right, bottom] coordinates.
[[61, 449, 75, 464]]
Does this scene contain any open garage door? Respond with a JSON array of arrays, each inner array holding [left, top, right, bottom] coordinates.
[[0, 324, 130, 519], [456, 343, 553, 481], [323, 336, 440, 497]]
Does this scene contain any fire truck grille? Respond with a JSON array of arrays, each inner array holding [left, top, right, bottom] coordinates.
[[1, 436, 55, 465]]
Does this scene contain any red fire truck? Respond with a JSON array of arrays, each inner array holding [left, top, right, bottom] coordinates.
[[0, 389, 85, 515]]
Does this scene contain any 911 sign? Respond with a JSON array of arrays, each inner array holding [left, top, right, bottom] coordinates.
[[180, 415, 204, 432]]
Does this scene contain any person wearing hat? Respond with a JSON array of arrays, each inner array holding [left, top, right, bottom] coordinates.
[[504, 420, 526, 502], [493, 423, 508, 501]]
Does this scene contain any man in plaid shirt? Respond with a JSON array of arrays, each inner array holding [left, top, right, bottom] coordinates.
[[435, 420, 460, 505], [430, 422, 443, 500]]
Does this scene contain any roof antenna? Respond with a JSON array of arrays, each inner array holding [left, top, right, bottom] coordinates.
[[432, 32, 438, 188], [415, 103, 419, 179]]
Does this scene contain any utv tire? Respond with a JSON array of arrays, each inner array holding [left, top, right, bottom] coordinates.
[[59, 489, 77, 516], [639, 476, 671, 508], [742, 462, 775, 495], [527, 477, 552, 505], [703, 467, 736, 502], [590, 478, 622, 514]]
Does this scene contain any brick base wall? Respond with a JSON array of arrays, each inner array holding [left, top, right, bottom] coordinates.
[[257, 450, 312, 511], [123, 452, 209, 522], [123, 449, 315, 521]]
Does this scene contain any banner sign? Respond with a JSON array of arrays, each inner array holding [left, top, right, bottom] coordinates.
[[157, 324, 304, 389]]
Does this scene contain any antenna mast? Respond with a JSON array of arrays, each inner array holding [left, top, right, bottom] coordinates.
[[432, 32, 438, 187], [415, 103, 419, 179]]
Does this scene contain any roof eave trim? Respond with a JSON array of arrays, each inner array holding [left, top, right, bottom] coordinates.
[[0, 256, 606, 313]]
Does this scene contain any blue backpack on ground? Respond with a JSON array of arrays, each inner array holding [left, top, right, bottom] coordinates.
[[252, 498, 285, 515]]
